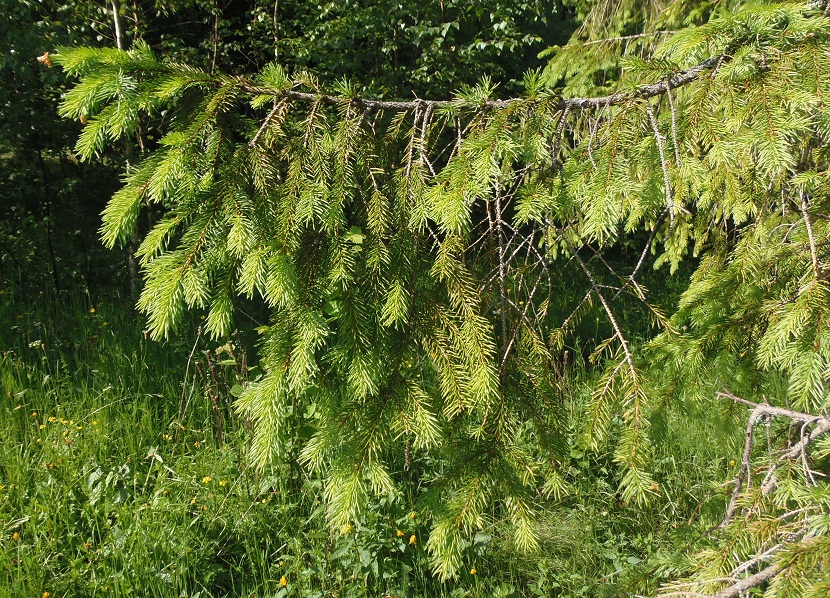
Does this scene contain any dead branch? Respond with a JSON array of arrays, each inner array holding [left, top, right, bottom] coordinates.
[[717, 390, 830, 527]]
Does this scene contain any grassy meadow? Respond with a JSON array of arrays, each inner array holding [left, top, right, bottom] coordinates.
[[0, 283, 737, 597]]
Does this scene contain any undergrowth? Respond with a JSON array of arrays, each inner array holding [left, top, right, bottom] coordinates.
[[0, 284, 734, 597]]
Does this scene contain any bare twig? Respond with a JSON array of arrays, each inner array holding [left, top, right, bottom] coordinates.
[[717, 390, 830, 526], [666, 87, 682, 168], [249, 98, 287, 147], [646, 102, 676, 229], [576, 30, 680, 47], [800, 192, 820, 279]]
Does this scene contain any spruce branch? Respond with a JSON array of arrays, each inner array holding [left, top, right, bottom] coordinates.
[[239, 55, 725, 113]]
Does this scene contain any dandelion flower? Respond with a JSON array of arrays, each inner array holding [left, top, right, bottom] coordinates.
[[202, 476, 212, 484], [12, 532, 19, 540], [396, 530, 404, 537], [39, 424, 45, 430], [219, 480, 227, 487], [42, 592, 50, 598], [31, 412, 38, 418], [280, 576, 287, 587], [470, 568, 477, 575], [409, 534, 417, 545]]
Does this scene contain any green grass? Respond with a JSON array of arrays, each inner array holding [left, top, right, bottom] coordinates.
[[0, 287, 454, 597], [0, 283, 734, 597]]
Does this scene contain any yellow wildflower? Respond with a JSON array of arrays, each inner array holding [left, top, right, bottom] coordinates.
[[279, 576, 287, 587], [343, 523, 353, 534], [42, 593, 50, 598], [12, 532, 19, 541], [396, 529, 404, 537], [409, 534, 417, 545], [219, 480, 227, 487], [89, 307, 95, 313], [39, 424, 45, 430], [47, 417, 56, 423], [202, 476, 212, 484], [470, 568, 477, 575], [32, 412, 37, 418]]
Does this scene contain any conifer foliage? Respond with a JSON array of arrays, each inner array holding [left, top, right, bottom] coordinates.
[[56, 1, 830, 590]]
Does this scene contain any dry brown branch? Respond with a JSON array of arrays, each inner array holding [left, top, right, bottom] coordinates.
[[717, 390, 830, 527]]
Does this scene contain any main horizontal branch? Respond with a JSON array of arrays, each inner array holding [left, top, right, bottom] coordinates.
[[242, 55, 724, 113]]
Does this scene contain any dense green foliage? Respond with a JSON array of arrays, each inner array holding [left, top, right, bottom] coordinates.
[[3, 0, 830, 595]]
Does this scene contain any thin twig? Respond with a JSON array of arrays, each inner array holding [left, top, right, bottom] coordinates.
[[249, 99, 287, 147], [646, 102, 676, 229], [800, 192, 820, 279]]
